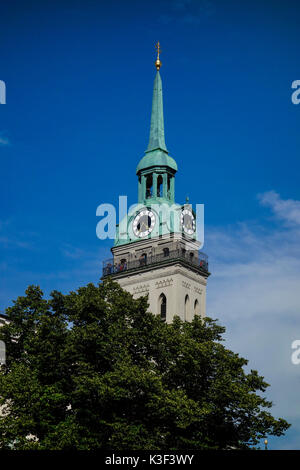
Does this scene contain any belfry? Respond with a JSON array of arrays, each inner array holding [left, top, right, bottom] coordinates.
[[102, 43, 210, 322]]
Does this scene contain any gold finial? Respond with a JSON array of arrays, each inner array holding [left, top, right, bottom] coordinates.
[[155, 41, 162, 71]]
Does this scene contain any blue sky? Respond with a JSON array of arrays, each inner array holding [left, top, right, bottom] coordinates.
[[1, 0, 300, 449]]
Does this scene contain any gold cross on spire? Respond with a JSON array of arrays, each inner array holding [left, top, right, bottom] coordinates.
[[155, 41, 161, 57], [155, 41, 162, 71]]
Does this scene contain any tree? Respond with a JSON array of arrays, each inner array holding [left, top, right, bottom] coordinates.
[[0, 279, 290, 450]]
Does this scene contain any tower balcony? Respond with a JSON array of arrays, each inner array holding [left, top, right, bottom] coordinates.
[[102, 250, 209, 278]]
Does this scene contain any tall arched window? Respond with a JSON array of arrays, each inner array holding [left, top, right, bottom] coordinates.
[[194, 299, 200, 316], [157, 175, 163, 197], [158, 293, 167, 322], [184, 294, 190, 321]]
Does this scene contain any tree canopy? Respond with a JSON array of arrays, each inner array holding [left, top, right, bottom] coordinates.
[[0, 279, 289, 450]]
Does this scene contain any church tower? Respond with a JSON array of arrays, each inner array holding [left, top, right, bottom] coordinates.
[[102, 43, 210, 322]]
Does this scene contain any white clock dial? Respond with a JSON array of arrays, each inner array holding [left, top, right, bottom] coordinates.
[[132, 209, 156, 238], [181, 209, 196, 235]]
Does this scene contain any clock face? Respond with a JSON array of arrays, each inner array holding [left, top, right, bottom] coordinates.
[[133, 209, 156, 238], [181, 209, 196, 235]]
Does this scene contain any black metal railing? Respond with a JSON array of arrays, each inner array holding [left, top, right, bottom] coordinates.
[[102, 250, 208, 277]]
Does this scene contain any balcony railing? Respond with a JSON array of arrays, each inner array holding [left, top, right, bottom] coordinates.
[[102, 250, 209, 277]]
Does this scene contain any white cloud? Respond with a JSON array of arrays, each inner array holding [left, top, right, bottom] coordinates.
[[205, 191, 300, 449], [258, 190, 300, 226]]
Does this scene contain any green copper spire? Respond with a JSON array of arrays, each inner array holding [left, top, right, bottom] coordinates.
[[146, 71, 168, 154], [136, 42, 177, 201]]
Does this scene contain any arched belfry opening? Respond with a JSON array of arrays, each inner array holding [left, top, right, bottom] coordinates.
[[146, 174, 153, 199], [157, 175, 163, 197], [158, 293, 167, 322]]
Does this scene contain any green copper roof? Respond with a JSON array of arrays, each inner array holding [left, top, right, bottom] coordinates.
[[136, 150, 177, 173], [136, 71, 177, 174]]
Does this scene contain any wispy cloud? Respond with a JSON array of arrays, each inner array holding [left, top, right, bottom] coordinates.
[[258, 190, 300, 226], [0, 135, 10, 146], [0, 219, 36, 250], [158, 0, 215, 25], [61, 243, 89, 260]]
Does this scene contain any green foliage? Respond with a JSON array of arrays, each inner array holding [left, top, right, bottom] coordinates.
[[0, 279, 290, 450]]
